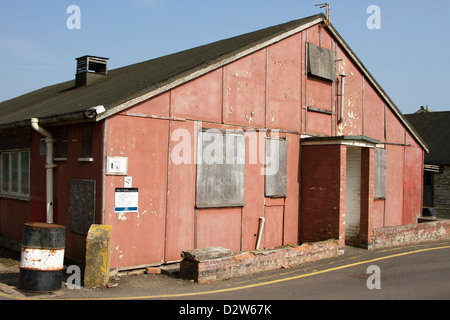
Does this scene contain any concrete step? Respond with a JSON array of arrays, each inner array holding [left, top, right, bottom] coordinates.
[[160, 263, 180, 277]]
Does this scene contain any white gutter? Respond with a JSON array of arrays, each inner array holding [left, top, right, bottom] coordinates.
[[31, 118, 56, 224]]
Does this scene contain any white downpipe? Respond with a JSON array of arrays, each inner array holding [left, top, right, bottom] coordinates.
[[256, 217, 265, 250], [31, 118, 56, 224]]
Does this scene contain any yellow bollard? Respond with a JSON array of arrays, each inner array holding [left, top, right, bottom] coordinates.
[[84, 225, 112, 288]]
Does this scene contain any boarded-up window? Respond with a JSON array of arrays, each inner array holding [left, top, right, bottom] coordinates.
[[196, 128, 245, 208], [69, 179, 96, 235], [265, 138, 287, 197], [81, 123, 92, 158], [307, 42, 336, 81], [374, 148, 386, 199], [55, 126, 68, 160]]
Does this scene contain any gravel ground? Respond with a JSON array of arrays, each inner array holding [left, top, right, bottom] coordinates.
[[0, 246, 20, 268]]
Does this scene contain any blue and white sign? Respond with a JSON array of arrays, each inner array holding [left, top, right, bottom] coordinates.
[[115, 188, 138, 213]]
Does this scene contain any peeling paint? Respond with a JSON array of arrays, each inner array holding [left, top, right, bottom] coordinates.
[[337, 122, 346, 136], [347, 110, 356, 119]]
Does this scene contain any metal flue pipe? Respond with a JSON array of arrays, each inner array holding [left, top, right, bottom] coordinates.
[[338, 73, 347, 124]]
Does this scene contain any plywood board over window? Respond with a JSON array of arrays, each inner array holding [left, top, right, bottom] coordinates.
[[307, 42, 336, 81], [196, 128, 246, 208], [265, 138, 287, 197], [374, 148, 386, 199], [69, 179, 96, 234]]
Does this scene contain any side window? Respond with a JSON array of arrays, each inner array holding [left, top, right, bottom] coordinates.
[[1, 153, 9, 193], [1, 150, 30, 198], [196, 128, 246, 208]]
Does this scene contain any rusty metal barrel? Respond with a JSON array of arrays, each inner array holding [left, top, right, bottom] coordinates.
[[19, 222, 66, 292]]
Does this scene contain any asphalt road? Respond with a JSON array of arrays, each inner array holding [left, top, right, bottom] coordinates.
[[1, 240, 450, 304], [186, 243, 450, 300]]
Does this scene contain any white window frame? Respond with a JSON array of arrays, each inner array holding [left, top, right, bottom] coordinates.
[[1, 150, 30, 199]]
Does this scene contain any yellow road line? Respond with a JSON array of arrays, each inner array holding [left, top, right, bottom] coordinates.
[[2, 245, 450, 300]]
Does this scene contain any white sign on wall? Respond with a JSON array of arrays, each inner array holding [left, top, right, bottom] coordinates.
[[107, 156, 128, 175], [114, 188, 138, 213]]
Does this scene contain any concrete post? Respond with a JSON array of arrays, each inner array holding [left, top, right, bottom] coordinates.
[[84, 225, 112, 288]]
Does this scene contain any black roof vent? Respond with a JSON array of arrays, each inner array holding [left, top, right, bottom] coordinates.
[[75, 56, 109, 88]]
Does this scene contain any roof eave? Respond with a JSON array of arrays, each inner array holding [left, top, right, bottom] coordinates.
[[0, 110, 95, 131]]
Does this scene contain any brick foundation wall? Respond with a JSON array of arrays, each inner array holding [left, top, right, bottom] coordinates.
[[180, 240, 340, 284], [369, 219, 450, 250]]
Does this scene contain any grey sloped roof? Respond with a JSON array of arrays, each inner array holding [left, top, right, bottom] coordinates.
[[0, 14, 323, 128], [404, 111, 450, 165]]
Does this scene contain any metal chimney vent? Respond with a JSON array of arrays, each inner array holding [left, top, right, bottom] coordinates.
[[75, 56, 109, 87]]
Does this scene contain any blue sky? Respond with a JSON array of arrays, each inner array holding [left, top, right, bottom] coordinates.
[[0, 0, 449, 114]]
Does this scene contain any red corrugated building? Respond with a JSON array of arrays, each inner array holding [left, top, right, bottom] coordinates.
[[0, 14, 428, 270]]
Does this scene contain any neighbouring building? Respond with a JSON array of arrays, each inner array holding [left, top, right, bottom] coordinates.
[[405, 109, 450, 219], [0, 14, 428, 271]]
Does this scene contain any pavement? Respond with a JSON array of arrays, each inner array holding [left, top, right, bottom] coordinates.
[[1, 239, 450, 301]]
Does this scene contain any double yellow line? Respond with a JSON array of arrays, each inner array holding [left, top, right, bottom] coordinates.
[[2, 244, 450, 300]]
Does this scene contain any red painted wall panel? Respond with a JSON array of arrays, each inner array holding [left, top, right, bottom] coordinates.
[[242, 129, 265, 251], [403, 146, 423, 225], [307, 25, 320, 46], [223, 50, 266, 127], [307, 78, 333, 113], [267, 34, 302, 132], [0, 199, 29, 241], [196, 207, 242, 252], [165, 120, 197, 262], [171, 69, 222, 122], [386, 107, 405, 144], [385, 145, 404, 227], [362, 80, 385, 142], [105, 116, 169, 268], [284, 133, 300, 245], [336, 50, 364, 137], [123, 92, 170, 118], [306, 111, 332, 136], [319, 27, 334, 50], [373, 199, 385, 229], [264, 206, 284, 248]]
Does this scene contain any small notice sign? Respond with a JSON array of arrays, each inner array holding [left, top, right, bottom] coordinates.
[[115, 188, 138, 213], [107, 156, 128, 175]]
